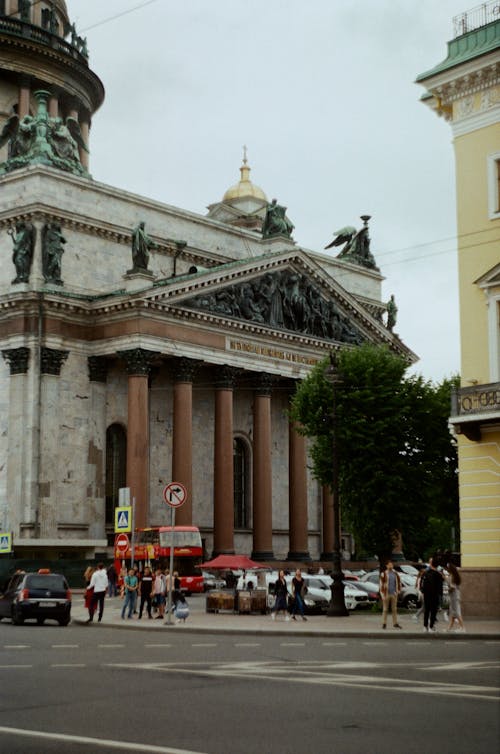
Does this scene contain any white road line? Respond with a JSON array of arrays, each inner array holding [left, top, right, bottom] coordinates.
[[51, 663, 86, 668], [280, 642, 305, 647], [0, 726, 208, 754], [145, 644, 173, 648], [0, 664, 32, 668], [98, 644, 125, 648], [362, 641, 387, 645], [322, 642, 347, 646], [51, 644, 79, 648], [3, 645, 30, 649], [234, 643, 261, 647], [191, 643, 217, 647]]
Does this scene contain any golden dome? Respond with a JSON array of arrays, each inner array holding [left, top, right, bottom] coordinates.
[[223, 151, 267, 203]]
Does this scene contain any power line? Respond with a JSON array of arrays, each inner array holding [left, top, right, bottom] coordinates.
[[80, 0, 162, 33]]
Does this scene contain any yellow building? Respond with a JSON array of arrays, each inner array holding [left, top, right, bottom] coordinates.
[[417, 3, 500, 614]]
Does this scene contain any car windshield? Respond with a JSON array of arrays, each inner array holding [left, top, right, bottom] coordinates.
[[26, 575, 66, 590]]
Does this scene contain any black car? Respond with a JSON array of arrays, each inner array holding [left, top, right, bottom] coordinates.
[[0, 570, 72, 626]]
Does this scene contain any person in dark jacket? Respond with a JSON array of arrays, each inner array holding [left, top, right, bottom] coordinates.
[[421, 557, 443, 632], [271, 570, 289, 621]]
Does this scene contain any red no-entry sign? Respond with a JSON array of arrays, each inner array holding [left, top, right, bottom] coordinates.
[[115, 532, 130, 554]]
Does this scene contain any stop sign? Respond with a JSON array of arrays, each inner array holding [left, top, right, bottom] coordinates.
[[115, 533, 130, 554]]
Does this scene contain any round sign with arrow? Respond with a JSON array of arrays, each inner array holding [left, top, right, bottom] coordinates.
[[163, 481, 187, 508]]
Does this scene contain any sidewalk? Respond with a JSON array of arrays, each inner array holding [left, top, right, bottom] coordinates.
[[72, 594, 500, 639]]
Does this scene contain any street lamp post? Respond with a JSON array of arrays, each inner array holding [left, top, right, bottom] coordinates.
[[324, 354, 349, 617]]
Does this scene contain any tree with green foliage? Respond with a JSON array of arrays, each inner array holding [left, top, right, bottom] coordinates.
[[290, 344, 458, 561]]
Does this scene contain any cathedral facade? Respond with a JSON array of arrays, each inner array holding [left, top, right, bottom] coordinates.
[[0, 1, 415, 563]]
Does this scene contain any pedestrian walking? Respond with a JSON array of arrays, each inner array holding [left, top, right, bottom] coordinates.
[[88, 563, 109, 623], [138, 566, 154, 619], [121, 568, 139, 619], [107, 563, 118, 597], [172, 571, 182, 611], [421, 557, 443, 632], [291, 569, 307, 621], [83, 566, 95, 621], [446, 562, 465, 632], [271, 570, 290, 621], [379, 560, 402, 629]]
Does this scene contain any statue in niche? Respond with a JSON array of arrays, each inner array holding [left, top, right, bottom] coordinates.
[[131, 221, 157, 272], [325, 215, 378, 270], [386, 294, 398, 332], [8, 221, 35, 283], [42, 222, 66, 284], [262, 199, 294, 240]]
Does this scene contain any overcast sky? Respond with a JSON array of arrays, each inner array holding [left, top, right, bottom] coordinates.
[[68, 0, 470, 383]]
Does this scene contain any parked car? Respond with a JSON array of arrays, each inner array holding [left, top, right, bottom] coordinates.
[[202, 571, 227, 592], [304, 575, 372, 610], [0, 569, 71, 626]]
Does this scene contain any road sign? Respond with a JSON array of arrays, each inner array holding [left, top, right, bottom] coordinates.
[[163, 481, 187, 508], [114, 506, 132, 533], [115, 532, 130, 554], [0, 532, 12, 554]]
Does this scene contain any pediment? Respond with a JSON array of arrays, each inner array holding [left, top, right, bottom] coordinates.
[[476, 263, 500, 290], [150, 250, 413, 357]]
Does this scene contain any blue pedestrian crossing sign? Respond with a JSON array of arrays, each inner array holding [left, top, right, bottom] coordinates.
[[0, 532, 12, 553], [114, 506, 132, 533]]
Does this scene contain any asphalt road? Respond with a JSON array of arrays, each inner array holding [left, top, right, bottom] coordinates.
[[0, 622, 499, 754]]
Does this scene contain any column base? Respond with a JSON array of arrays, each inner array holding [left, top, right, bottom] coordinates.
[[251, 550, 274, 561], [287, 551, 311, 561], [211, 548, 235, 557]]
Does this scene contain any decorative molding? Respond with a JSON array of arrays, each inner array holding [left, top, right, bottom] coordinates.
[[87, 355, 108, 383], [254, 372, 274, 396], [41, 347, 68, 375], [2, 346, 30, 374]]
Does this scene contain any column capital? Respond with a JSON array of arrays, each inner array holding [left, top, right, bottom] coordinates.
[[41, 347, 68, 375], [172, 357, 200, 383], [215, 365, 239, 389], [254, 372, 274, 396], [118, 348, 159, 376], [2, 347, 30, 375], [88, 355, 108, 383]]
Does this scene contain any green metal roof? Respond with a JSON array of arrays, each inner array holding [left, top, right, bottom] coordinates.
[[416, 19, 500, 82]]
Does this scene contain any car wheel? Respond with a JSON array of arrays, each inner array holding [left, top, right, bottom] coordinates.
[[403, 595, 419, 610], [11, 607, 24, 625], [36, 617, 45, 625], [58, 617, 70, 626]]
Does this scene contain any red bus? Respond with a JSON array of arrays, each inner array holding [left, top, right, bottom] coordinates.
[[114, 526, 204, 593]]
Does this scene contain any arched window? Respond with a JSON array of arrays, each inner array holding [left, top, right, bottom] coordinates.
[[233, 437, 249, 528], [105, 424, 127, 527]]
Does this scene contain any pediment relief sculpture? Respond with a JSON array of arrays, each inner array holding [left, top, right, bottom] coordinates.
[[183, 269, 365, 344]]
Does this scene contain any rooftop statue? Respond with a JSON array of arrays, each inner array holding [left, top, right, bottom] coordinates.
[[325, 215, 379, 271], [386, 294, 398, 332], [131, 222, 157, 272], [0, 91, 89, 178], [262, 199, 294, 240]]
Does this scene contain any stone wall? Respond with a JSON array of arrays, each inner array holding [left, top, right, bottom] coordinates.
[[461, 568, 500, 617]]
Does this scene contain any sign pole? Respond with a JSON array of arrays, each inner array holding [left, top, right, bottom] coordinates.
[[166, 506, 176, 626], [130, 496, 136, 569]]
